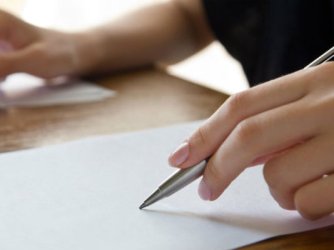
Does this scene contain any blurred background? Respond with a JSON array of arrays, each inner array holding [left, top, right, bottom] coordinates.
[[0, 0, 248, 94]]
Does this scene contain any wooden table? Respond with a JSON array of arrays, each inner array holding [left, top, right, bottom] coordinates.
[[0, 68, 332, 249]]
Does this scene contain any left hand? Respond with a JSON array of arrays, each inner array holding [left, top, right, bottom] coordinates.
[[0, 10, 93, 78], [169, 62, 334, 220]]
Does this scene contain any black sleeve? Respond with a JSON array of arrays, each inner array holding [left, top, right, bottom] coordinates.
[[202, 0, 334, 86], [202, 0, 266, 84]]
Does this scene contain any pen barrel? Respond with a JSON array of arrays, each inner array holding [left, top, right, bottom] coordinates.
[[305, 46, 334, 68], [158, 160, 206, 198]]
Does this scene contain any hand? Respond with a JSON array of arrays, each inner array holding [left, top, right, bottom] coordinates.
[[0, 10, 93, 78], [169, 63, 334, 220]]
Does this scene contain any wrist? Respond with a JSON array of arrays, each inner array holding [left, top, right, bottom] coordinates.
[[70, 30, 107, 76]]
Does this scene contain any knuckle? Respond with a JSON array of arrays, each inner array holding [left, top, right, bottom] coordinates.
[[225, 91, 248, 116], [233, 119, 259, 144], [189, 125, 209, 147]]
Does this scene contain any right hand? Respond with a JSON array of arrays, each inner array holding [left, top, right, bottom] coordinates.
[[0, 10, 87, 78], [169, 63, 334, 220]]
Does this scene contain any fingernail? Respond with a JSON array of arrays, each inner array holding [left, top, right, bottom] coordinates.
[[168, 142, 189, 167], [198, 179, 211, 201]]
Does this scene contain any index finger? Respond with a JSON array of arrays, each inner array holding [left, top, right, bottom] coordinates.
[[169, 67, 311, 168]]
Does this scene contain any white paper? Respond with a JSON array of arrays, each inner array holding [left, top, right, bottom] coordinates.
[[0, 121, 332, 250], [0, 73, 115, 107]]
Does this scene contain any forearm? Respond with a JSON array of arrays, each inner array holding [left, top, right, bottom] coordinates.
[[72, 0, 213, 75]]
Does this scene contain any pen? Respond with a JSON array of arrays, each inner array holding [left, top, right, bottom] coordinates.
[[140, 160, 206, 209], [139, 45, 334, 210], [305, 46, 334, 68]]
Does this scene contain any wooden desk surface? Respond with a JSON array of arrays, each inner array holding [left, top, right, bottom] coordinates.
[[0, 69, 225, 152], [0, 68, 332, 249]]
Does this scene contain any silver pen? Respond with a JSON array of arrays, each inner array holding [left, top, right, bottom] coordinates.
[[139, 160, 206, 209], [305, 45, 334, 68], [139, 45, 334, 210]]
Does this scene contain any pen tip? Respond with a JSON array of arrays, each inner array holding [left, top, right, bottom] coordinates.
[[139, 203, 147, 210]]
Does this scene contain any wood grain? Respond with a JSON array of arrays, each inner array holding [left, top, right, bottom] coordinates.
[[0, 68, 332, 248], [0, 68, 226, 152]]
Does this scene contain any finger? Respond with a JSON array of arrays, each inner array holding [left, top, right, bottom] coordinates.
[[295, 174, 334, 220], [0, 43, 63, 78], [0, 10, 18, 40], [263, 133, 334, 210], [199, 99, 316, 200], [268, 187, 295, 210], [0, 10, 39, 48], [0, 49, 33, 77], [169, 69, 309, 168]]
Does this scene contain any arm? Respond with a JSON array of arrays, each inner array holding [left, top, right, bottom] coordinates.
[[0, 0, 213, 78]]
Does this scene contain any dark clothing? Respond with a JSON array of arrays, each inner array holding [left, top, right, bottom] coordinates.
[[202, 0, 334, 86]]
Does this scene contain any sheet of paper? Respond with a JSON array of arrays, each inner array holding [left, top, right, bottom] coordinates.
[[0, 73, 115, 107], [0, 121, 332, 250]]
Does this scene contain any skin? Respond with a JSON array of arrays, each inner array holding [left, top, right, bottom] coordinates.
[[0, 0, 333, 220], [0, 0, 212, 77], [169, 63, 334, 220]]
